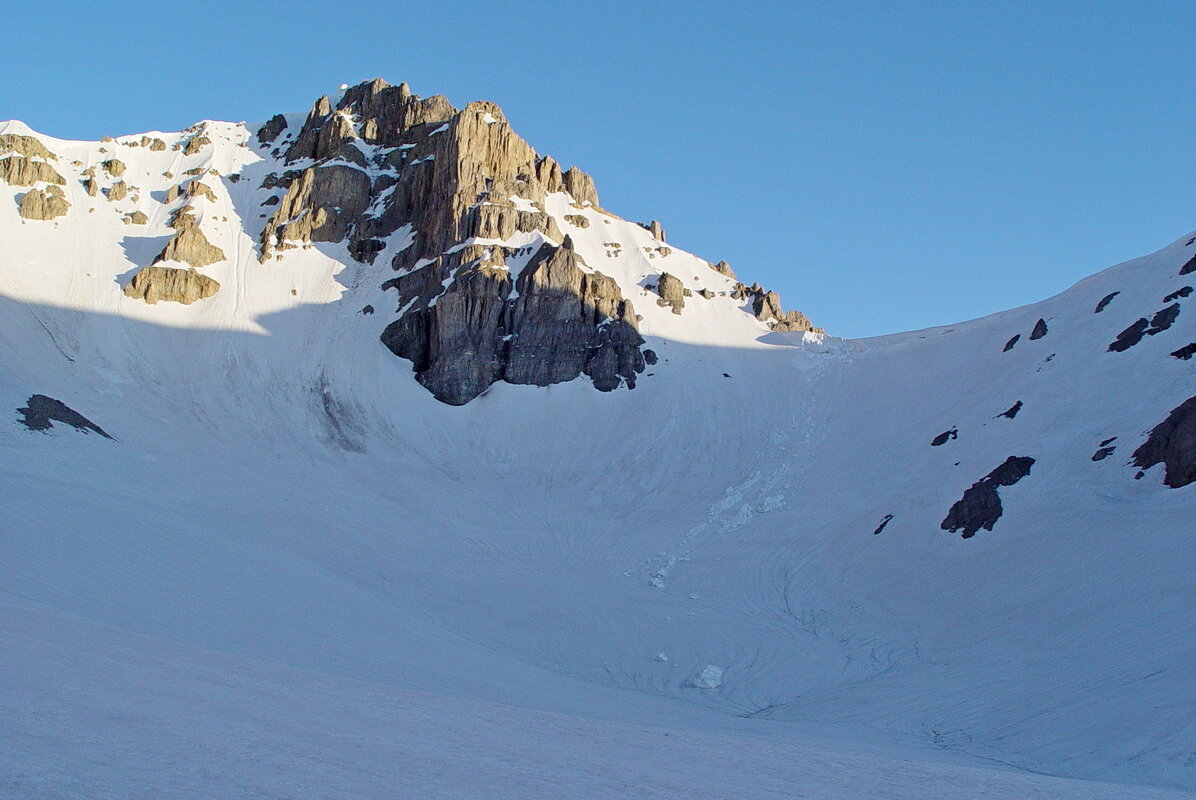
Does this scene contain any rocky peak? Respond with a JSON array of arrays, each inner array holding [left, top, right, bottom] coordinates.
[[251, 78, 817, 403]]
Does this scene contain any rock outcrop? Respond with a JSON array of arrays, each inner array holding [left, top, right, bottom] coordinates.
[[0, 134, 55, 160], [655, 272, 686, 314], [1029, 318, 1048, 340], [123, 265, 220, 305], [381, 237, 644, 404], [642, 220, 666, 241], [183, 134, 211, 156], [750, 287, 818, 332], [257, 114, 288, 144], [1171, 342, 1196, 360], [941, 456, 1035, 538], [931, 428, 958, 446], [1108, 304, 1181, 352], [0, 155, 65, 186], [1132, 395, 1196, 488], [711, 260, 737, 278], [1109, 318, 1149, 352], [185, 180, 218, 203], [102, 159, 126, 178], [152, 206, 226, 268], [16, 394, 111, 437], [107, 180, 128, 201], [18, 185, 70, 220], [260, 164, 371, 258], [1094, 291, 1119, 313]]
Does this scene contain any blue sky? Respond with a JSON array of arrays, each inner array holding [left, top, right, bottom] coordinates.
[[5, 1, 1191, 337]]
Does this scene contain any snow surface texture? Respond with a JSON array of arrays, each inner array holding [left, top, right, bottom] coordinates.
[[0, 116, 1193, 799]]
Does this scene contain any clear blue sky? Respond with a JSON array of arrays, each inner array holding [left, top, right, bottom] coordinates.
[[4, 1, 1192, 337]]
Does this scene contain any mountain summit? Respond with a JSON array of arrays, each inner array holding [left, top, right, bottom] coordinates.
[[3, 78, 818, 405]]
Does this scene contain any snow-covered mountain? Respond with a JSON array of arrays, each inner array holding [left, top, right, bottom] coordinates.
[[0, 80, 1192, 799]]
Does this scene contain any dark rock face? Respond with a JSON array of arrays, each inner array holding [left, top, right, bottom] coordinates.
[[1132, 395, 1196, 488], [1163, 286, 1192, 303], [941, 456, 1035, 538], [655, 272, 686, 314], [381, 237, 645, 405], [1109, 318, 1149, 352], [17, 395, 111, 438], [257, 114, 288, 144], [873, 514, 894, 535], [1171, 342, 1196, 360], [1147, 303, 1180, 334], [1180, 253, 1196, 276], [1003, 334, 1020, 352], [1091, 446, 1116, 461], [999, 401, 1023, 419], [1029, 318, 1049, 340], [1094, 291, 1120, 313], [931, 428, 958, 446], [1110, 304, 1182, 352]]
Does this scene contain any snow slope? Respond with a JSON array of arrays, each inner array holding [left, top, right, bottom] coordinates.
[[0, 113, 1193, 798]]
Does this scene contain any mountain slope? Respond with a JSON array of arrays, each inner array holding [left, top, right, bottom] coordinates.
[[0, 82, 1192, 798]]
